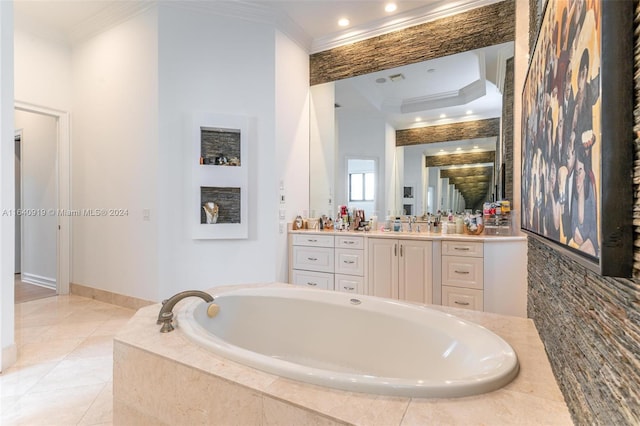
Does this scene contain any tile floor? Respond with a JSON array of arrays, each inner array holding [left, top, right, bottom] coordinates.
[[1, 294, 135, 425]]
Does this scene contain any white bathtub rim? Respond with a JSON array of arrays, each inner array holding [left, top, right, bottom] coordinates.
[[174, 285, 519, 398]]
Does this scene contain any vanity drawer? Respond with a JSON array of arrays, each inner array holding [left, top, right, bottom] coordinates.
[[335, 236, 364, 249], [335, 248, 364, 276], [442, 286, 483, 311], [334, 274, 364, 294], [293, 246, 334, 273], [292, 234, 334, 248], [292, 270, 334, 290], [441, 256, 484, 290], [442, 241, 484, 257]]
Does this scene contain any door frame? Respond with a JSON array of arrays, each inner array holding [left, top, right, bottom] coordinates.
[[15, 101, 71, 295]]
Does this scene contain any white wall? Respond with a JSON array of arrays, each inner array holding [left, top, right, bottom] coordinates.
[[15, 110, 57, 286], [157, 5, 290, 297], [71, 8, 160, 301], [275, 30, 310, 280], [14, 29, 72, 111], [0, 0, 15, 370]]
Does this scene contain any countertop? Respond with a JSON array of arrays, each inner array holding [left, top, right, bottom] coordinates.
[[290, 228, 528, 242]]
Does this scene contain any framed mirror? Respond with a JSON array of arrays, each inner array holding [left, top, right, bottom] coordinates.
[[309, 1, 516, 220]]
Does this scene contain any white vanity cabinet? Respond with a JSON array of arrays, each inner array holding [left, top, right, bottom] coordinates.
[[367, 238, 432, 304], [290, 234, 334, 290], [289, 231, 527, 317], [441, 241, 484, 311]]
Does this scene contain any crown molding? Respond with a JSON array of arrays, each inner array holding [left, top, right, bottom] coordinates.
[[68, 1, 156, 44], [310, 0, 504, 53]]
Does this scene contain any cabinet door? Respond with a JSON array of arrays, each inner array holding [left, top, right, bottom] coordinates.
[[442, 285, 483, 311], [441, 256, 483, 290], [367, 238, 398, 299], [291, 270, 334, 290], [334, 274, 364, 294], [399, 240, 433, 304], [335, 248, 365, 276]]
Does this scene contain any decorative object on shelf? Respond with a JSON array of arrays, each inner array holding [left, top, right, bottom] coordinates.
[[202, 202, 219, 224], [292, 215, 304, 230], [521, 0, 633, 277]]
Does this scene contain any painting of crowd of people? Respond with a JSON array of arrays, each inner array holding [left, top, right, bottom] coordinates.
[[522, 0, 601, 259]]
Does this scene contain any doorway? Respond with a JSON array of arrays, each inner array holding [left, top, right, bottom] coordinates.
[[14, 102, 71, 298]]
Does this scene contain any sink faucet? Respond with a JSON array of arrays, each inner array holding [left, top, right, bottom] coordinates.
[[157, 290, 214, 333]]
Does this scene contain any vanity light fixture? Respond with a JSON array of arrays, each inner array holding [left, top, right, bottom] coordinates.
[[385, 3, 397, 12], [338, 18, 350, 27]]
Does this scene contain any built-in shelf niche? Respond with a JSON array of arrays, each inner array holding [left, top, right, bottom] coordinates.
[[200, 127, 241, 166], [192, 112, 249, 239], [200, 187, 241, 224]]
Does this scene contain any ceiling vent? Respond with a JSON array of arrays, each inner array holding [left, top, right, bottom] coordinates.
[[389, 73, 405, 82]]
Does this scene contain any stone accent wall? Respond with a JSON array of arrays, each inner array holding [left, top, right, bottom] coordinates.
[[396, 118, 499, 147], [526, 2, 640, 425], [424, 151, 494, 168], [309, 1, 515, 85], [527, 239, 640, 425], [502, 58, 514, 201]]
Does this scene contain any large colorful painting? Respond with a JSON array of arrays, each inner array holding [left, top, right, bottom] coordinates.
[[521, 0, 634, 277]]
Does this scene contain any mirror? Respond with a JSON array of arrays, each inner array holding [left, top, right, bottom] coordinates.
[[310, 41, 514, 219]]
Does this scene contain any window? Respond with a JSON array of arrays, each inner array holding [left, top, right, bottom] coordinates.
[[349, 172, 375, 201]]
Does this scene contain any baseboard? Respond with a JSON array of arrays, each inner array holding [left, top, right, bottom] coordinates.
[[70, 283, 155, 311], [21, 273, 56, 289], [1, 343, 17, 371]]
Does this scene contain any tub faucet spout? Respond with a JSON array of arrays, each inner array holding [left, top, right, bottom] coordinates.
[[157, 290, 214, 333]]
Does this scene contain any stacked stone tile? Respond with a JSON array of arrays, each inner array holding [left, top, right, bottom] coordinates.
[[634, 0, 640, 278]]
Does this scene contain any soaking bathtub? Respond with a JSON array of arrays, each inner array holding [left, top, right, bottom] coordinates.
[[175, 286, 519, 398]]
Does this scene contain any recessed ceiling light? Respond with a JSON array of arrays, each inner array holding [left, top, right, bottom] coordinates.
[[385, 3, 397, 12], [473, 145, 479, 149], [338, 18, 350, 27], [375, 77, 387, 84], [439, 149, 444, 152], [439, 113, 446, 118], [466, 110, 473, 114], [415, 117, 422, 122], [456, 147, 462, 151]]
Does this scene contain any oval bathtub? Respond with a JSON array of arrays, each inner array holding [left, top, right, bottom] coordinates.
[[175, 286, 519, 398]]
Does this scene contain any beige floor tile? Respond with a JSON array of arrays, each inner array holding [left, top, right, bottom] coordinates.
[[66, 335, 115, 359], [0, 361, 59, 397], [32, 356, 112, 393], [13, 338, 84, 367], [1, 383, 104, 426], [78, 382, 113, 426]]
